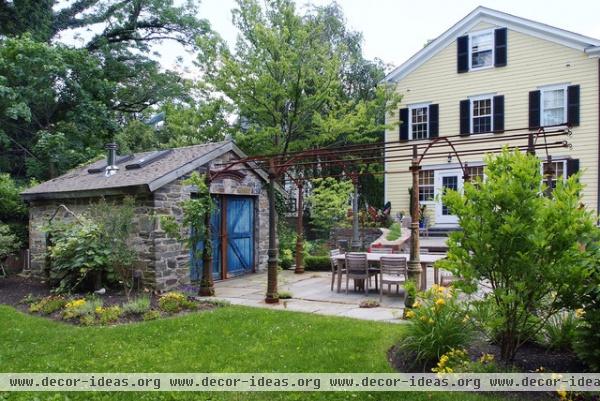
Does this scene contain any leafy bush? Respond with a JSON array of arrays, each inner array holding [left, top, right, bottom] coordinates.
[[538, 310, 580, 351], [280, 249, 293, 270], [432, 349, 498, 373], [308, 178, 353, 235], [304, 256, 330, 271], [158, 292, 196, 313], [0, 223, 20, 261], [303, 240, 330, 257], [122, 296, 151, 316], [95, 306, 122, 325], [386, 222, 401, 241], [29, 296, 67, 315], [438, 149, 598, 361], [0, 174, 28, 246], [62, 297, 103, 323], [574, 308, 600, 371], [400, 285, 473, 367], [143, 310, 161, 321]]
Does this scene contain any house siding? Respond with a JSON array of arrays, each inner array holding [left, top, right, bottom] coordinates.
[[385, 27, 599, 222]]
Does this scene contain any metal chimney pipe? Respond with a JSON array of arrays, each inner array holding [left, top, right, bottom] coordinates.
[[105, 143, 119, 177]]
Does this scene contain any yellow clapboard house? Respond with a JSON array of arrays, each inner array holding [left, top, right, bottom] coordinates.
[[383, 6, 600, 229]]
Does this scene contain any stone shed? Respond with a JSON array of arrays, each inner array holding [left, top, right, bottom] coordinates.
[[21, 140, 275, 290]]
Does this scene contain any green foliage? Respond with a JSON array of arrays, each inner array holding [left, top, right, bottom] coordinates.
[[438, 149, 598, 361], [538, 310, 579, 351], [0, 223, 20, 261], [304, 256, 331, 271], [142, 310, 161, 321], [386, 223, 402, 241], [29, 296, 67, 315], [400, 286, 473, 367], [432, 349, 500, 374], [62, 298, 103, 323], [158, 292, 196, 314], [95, 306, 122, 325], [308, 178, 353, 234], [574, 309, 600, 371], [0, 174, 29, 245], [122, 296, 152, 316], [46, 198, 136, 293], [303, 240, 330, 257], [280, 249, 293, 270]]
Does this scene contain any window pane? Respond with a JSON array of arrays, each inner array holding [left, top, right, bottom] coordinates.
[[418, 170, 434, 201], [411, 107, 428, 139], [543, 90, 564, 109], [542, 108, 563, 126], [541, 89, 565, 126], [471, 31, 493, 68], [472, 98, 492, 133]]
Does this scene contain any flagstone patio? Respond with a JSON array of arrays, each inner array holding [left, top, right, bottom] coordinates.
[[211, 267, 442, 324]]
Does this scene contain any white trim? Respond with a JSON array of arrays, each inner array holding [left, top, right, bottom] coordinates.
[[539, 84, 568, 127], [470, 95, 494, 134], [408, 102, 431, 140], [383, 6, 600, 83], [468, 28, 495, 71]]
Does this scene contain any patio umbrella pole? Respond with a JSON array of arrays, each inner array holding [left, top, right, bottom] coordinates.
[[265, 160, 279, 303], [408, 145, 422, 289]]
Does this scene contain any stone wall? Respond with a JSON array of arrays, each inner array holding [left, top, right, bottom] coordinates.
[[329, 227, 383, 250], [26, 150, 271, 292]]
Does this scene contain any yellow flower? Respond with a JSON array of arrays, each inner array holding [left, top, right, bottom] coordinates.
[[575, 308, 585, 318], [556, 388, 567, 400], [95, 306, 104, 314], [479, 353, 494, 364], [420, 316, 427, 322], [66, 299, 86, 309], [462, 314, 470, 323], [412, 301, 421, 309], [405, 310, 416, 319], [428, 318, 434, 324], [435, 298, 445, 307]]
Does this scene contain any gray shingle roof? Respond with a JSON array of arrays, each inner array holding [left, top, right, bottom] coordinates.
[[22, 141, 245, 200]]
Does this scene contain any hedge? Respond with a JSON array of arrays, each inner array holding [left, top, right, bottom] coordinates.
[[304, 256, 331, 271]]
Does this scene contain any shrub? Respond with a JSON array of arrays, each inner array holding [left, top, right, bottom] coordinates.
[[304, 256, 330, 271], [122, 296, 151, 316], [95, 305, 122, 325], [432, 349, 499, 373], [158, 292, 196, 313], [438, 149, 598, 361], [0, 223, 20, 263], [62, 297, 103, 323], [386, 222, 401, 241], [29, 296, 67, 315], [280, 249, 293, 270], [574, 308, 600, 371], [143, 310, 161, 321], [538, 310, 580, 351], [400, 285, 473, 367], [308, 178, 353, 235]]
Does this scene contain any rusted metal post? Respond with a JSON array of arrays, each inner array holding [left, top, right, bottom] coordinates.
[[408, 145, 422, 289], [294, 181, 305, 274], [527, 133, 536, 155], [199, 172, 215, 296], [351, 175, 361, 251], [265, 159, 279, 304]]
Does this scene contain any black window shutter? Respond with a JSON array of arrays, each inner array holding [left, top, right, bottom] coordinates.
[[567, 85, 580, 126], [494, 28, 507, 67], [428, 104, 439, 138], [529, 90, 541, 128], [457, 35, 469, 73], [493, 95, 504, 133], [460, 100, 470, 136], [399, 108, 409, 141], [567, 159, 580, 177]]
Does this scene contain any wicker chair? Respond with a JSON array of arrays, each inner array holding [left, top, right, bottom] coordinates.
[[345, 253, 375, 295], [379, 256, 407, 301]]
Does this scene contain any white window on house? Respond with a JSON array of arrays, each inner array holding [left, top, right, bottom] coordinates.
[[471, 97, 493, 134], [410, 105, 429, 140], [541, 86, 567, 126], [419, 170, 434, 202], [541, 160, 566, 189], [467, 166, 485, 185], [470, 30, 494, 69]]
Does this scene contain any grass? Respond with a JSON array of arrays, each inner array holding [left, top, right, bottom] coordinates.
[[0, 305, 512, 401]]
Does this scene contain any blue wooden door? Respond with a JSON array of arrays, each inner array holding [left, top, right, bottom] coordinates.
[[190, 197, 222, 281], [225, 196, 254, 276]]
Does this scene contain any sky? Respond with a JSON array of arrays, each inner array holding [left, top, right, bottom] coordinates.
[[192, 0, 600, 71]]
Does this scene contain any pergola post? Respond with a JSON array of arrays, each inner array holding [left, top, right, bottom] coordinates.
[[408, 145, 422, 289], [351, 175, 362, 251], [294, 181, 305, 274], [265, 159, 279, 304], [199, 171, 215, 296]]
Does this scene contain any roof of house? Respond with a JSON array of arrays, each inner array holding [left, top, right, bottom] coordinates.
[[22, 140, 271, 200], [383, 6, 600, 83]]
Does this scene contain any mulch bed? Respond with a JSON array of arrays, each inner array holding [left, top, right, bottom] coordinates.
[[0, 274, 217, 325]]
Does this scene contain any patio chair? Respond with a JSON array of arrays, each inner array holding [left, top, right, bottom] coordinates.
[[345, 253, 377, 295], [369, 247, 394, 254], [379, 256, 407, 301], [330, 249, 344, 291]]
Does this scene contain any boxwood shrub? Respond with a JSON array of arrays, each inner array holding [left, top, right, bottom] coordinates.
[[304, 256, 331, 271]]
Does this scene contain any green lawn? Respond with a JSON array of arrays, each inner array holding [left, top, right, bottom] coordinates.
[[0, 305, 511, 401]]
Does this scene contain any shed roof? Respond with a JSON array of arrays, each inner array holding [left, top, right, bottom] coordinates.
[[22, 141, 271, 200]]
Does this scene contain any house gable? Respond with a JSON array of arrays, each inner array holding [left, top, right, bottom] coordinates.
[[383, 6, 600, 83]]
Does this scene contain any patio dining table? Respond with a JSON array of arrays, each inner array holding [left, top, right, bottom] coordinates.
[[331, 252, 446, 293]]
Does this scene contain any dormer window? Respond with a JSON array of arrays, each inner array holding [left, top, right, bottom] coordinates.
[[470, 30, 494, 69]]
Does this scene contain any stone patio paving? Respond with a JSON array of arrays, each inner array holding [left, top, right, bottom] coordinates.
[[212, 267, 442, 324]]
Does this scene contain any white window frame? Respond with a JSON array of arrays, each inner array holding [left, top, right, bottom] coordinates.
[[418, 169, 435, 204], [408, 102, 430, 140], [469, 94, 494, 134], [468, 29, 495, 71], [540, 159, 567, 187], [539, 84, 568, 127]]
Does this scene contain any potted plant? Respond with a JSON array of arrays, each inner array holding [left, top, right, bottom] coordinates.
[[418, 205, 427, 229]]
